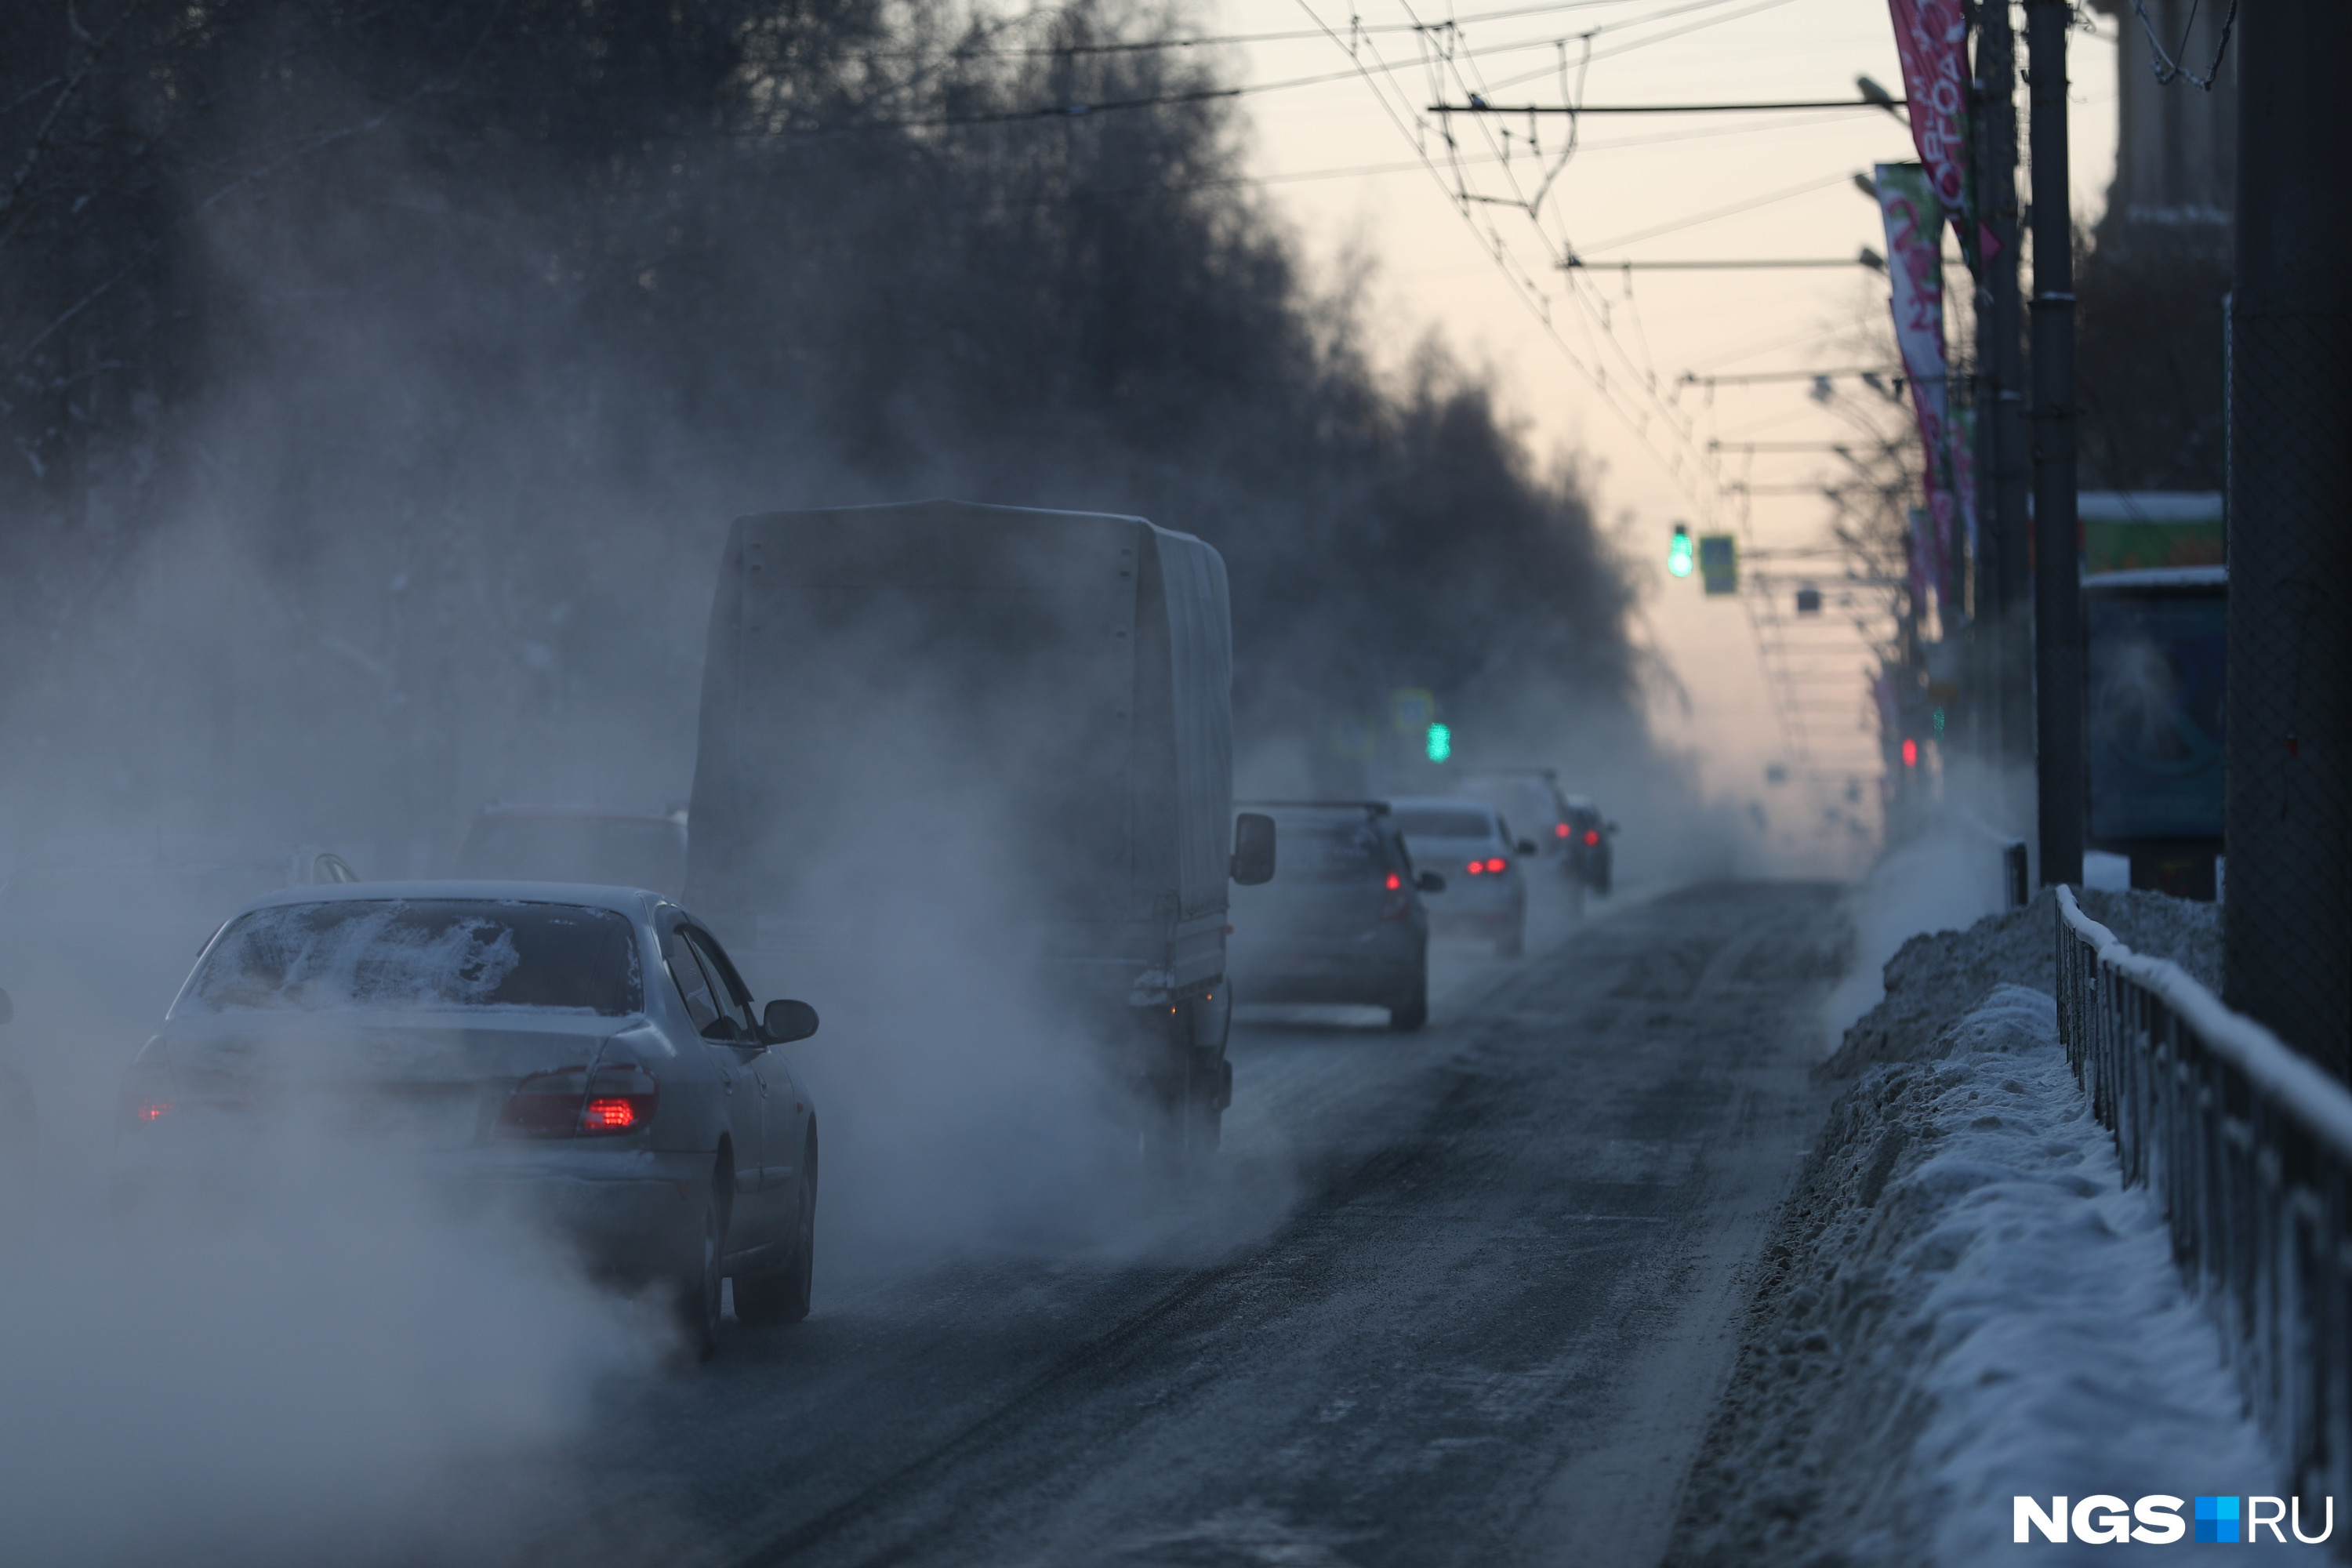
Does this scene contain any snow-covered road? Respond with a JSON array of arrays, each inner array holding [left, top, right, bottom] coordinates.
[[509, 880, 1846, 1568]]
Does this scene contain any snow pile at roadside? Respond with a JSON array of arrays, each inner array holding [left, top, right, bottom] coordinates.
[[1824, 827, 2015, 1047], [1824, 886, 2220, 1078], [1668, 968, 2282, 1565]]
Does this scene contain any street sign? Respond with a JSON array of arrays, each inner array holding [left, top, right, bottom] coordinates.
[[1698, 534, 1738, 595]]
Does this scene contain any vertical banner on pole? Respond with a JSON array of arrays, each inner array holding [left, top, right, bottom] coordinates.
[[1877, 162, 1966, 626], [1907, 505, 1934, 621], [1885, 0, 1979, 271], [1948, 401, 1980, 604]]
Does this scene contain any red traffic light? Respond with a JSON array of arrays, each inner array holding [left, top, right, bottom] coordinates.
[[1901, 738, 1918, 768]]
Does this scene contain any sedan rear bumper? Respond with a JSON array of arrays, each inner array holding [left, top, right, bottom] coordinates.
[[1229, 952, 1423, 1009], [112, 1140, 713, 1283]]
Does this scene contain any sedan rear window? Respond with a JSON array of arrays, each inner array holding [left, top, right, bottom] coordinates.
[[177, 900, 643, 1017], [1389, 805, 1496, 839], [1271, 822, 1392, 883]]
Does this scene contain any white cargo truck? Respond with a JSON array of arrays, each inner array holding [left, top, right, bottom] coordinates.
[[684, 500, 1272, 1165]]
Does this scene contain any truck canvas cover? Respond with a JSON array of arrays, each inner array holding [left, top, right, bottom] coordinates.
[[686, 500, 1233, 997]]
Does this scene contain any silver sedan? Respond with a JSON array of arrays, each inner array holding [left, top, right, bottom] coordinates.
[[111, 881, 821, 1358]]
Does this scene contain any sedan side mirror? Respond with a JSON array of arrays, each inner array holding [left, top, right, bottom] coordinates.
[[0, 986, 11, 1025], [1231, 812, 1277, 886], [763, 999, 820, 1045], [1416, 871, 1446, 895], [1515, 839, 1538, 857]]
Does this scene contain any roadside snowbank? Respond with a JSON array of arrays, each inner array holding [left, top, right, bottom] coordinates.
[[1668, 895, 2296, 1566], [1825, 885, 2220, 1076], [1824, 826, 2013, 1044]]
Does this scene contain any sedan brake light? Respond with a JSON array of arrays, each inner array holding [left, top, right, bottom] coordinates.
[[1465, 860, 1483, 876], [1554, 822, 1571, 838], [1486, 857, 1507, 874], [579, 1065, 659, 1136], [499, 1064, 659, 1138], [1381, 869, 1411, 920], [118, 1059, 177, 1127], [1584, 829, 1601, 846]]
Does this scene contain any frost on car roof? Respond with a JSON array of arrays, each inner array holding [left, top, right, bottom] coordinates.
[[177, 899, 643, 1018]]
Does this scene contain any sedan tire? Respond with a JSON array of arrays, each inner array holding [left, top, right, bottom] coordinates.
[[1389, 967, 1428, 1032], [736, 1164, 815, 1327], [675, 1181, 724, 1361]]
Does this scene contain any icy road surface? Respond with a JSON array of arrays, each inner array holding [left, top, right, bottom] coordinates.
[[520, 880, 1846, 1568]]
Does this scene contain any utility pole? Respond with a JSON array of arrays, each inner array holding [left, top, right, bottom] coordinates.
[[1971, 0, 2034, 816], [2226, 0, 2352, 1077], [2026, 0, 2082, 886]]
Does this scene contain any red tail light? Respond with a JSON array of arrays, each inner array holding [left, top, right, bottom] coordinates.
[[581, 1096, 639, 1131], [118, 1059, 176, 1127], [1486, 857, 1507, 874], [499, 1064, 658, 1138], [1465, 860, 1483, 876], [1381, 869, 1411, 920], [1584, 829, 1601, 846], [1554, 822, 1570, 838]]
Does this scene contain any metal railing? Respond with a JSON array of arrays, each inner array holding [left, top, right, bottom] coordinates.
[[2056, 886, 2352, 1522]]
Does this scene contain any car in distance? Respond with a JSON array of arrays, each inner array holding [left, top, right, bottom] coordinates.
[[1454, 769, 1574, 870], [1455, 768, 1616, 897], [1386, 798, 1533, 958], [1562, 794, 1617, 895], [1226, 802, 1445, 1030], [458, 806, 690, 902], [111, 881, 820, 1359]]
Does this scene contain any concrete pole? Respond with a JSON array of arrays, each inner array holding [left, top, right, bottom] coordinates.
[[2027, 0, 2082, 887], [1973, 0, 2034, 815], [2226, 0, 2352, 1076]]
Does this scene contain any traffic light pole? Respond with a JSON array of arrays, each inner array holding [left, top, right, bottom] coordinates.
[[2026, 0, 2082, 887], [2225, 0, 2352, 1076]]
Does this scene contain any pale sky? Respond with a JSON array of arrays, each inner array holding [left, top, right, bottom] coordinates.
[[1207, 0, 2121, 861]]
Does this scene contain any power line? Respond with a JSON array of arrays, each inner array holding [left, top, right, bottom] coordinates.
[[727, 31, 1590, 139], [1682, 365, 1901, 385], [2131, 0, 2239, 90], [1285, 0, 1904, 768], [1562, 251, 1884, 270], [1711, 440, 1903, 454], [1574, 169, 1856, 252], [911, 0, 1759, 57], [1282, 0, 1733, 528], [1428, 94, 1907, 114], [1475, 0, 1809, 88]]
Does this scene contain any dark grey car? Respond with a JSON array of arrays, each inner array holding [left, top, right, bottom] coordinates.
[[111, 880, 820, 1358], [1226, 803, 1443, 1030]]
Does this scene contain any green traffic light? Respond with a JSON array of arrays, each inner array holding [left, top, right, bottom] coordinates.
[[1668, 524, 1694, 579], [1425, 722, 1452, 763], [1931, 706, 1947, 735]]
